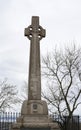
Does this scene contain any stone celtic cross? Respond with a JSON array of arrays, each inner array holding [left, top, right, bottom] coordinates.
[[25, 16, 46, 100], [12, 16, 59, 130]]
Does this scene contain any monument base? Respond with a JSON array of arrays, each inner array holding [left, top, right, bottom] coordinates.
[[12, 100, 60, 130]]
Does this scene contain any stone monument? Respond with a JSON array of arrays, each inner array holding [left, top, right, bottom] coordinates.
[[12, 16, 59, 130]]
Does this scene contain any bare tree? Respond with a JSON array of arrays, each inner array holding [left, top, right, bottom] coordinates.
[[21, 81, 28, 100], [0, 78, 21, 112], [42, 45, 81, 130]]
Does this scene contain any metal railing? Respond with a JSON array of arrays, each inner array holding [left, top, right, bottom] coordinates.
[[52, 114, 80, 130], [0, 112, 80, 130], [0, 112, 20, 130]]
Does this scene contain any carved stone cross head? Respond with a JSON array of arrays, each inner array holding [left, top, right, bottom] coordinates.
[[25, 16, 46, 40]]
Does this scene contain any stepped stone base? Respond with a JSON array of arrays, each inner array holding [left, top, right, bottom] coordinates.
[[12, 100, 60, 130]]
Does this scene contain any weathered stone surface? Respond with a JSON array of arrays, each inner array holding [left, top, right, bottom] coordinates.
[[25, 16, 45, 100], [21, 100, 48, 115], [12, 115, 59, 129]]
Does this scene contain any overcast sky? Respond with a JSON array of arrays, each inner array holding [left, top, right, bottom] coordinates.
[[0, 0, 81, 113]]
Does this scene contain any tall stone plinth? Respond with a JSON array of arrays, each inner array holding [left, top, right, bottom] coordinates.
[[12, 16, 60, 130], [12, 100, 59, 130]]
